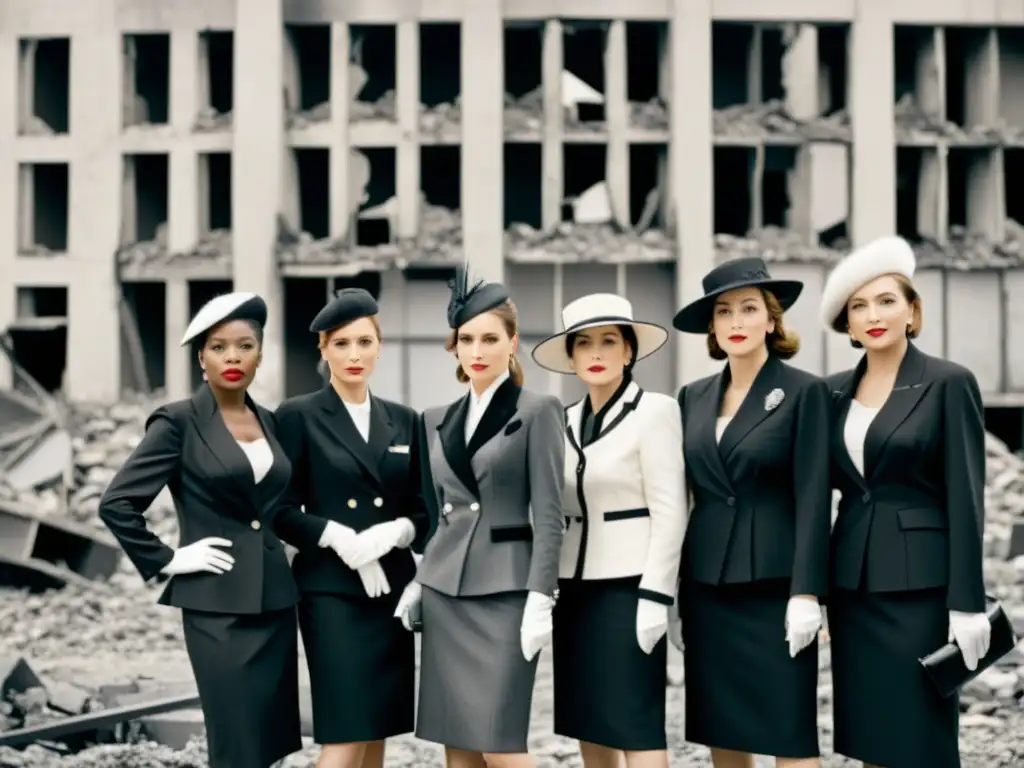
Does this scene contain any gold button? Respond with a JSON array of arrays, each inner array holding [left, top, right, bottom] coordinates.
[[251, 520, 261, 530], [373, 497, 383, 508], [469, 502, 480, 512], [347, 499, 357, 509], [443, 503, 453, 513]]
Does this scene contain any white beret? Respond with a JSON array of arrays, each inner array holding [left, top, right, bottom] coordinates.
[[820, 236, 916, 332], [181, 292, 267, 346]]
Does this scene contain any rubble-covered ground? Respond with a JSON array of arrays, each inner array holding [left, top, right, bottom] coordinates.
[[0, 404, 1022, 766]]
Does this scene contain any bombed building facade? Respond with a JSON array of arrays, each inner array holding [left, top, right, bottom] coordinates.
[[3, 0, 1024, 432]]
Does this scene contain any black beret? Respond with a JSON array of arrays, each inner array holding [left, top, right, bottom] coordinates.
[[447, 282, 509, 329], [309, 288, 379, 333]]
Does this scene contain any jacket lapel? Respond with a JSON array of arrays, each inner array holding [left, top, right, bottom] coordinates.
[[251, 404, 292, 512], [863, 343, 930, 481], [316, 386, 384, 487], [830, 374, 866, 490], [438, 394, 478, 498], [689, 374, 734, 494], [466, 377, 521, 458], [191, 385, 259, 511], [367, 395, 397, 472], [717, 354, 785, 459]]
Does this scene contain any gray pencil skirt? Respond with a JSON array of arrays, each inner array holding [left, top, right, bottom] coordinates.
[[416, 586, 538, 753]]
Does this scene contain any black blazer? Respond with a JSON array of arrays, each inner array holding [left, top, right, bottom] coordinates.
[[827, 342, 986, 613], [274, 386, 432, 598], [98, 385, 302, 615], [678, 354, 832, 596]]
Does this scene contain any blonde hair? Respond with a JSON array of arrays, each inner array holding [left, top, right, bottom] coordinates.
[[707, 288, 800, 360], [317, 315, 383, 349], [444, 299, 525, 386], [832, 274, 923, 347]]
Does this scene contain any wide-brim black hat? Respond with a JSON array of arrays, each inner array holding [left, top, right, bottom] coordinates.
[[672, 257, 803, 334]]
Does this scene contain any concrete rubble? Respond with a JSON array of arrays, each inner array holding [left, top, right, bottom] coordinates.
[[116, 227, 233, 273], [713, 100, 850, 142]]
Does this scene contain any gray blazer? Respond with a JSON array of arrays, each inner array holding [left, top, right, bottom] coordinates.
[[417, 378, 566, 599]]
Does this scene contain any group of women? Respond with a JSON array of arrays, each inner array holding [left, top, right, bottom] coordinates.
[[98, 234, 992, 768]]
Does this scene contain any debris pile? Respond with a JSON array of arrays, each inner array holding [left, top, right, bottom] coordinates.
[[911, 222, 1024, 270], [349, 92, 397, 122], [286, 102, 330, 128], [116, 229, 233, 273], [504, 91, 543, 135], [504, 222, 674, 263], [503, 91, 669, 135], [192, 108, 231, 133], [630, 98, 669, 132], [713, 101, 850, 142], [894, 94, 1003, 145], [714, 228, 847, 265], [420, 101, 461, 142]]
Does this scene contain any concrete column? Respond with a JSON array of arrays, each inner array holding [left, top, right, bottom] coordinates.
[[460, 0, 504, 283], [66, 10, 122, 401], [669, 0, 717, 388], [0, 33, 17, 390], [850, 2, 896, 245], [232, 0, 284, 406]]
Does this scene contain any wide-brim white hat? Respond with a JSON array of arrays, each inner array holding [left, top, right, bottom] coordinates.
[[181, 292, 267, 346], [820, 236, 916, 332], [531, 293, 669, 374]]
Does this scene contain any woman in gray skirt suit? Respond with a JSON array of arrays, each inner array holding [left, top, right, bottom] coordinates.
[[531, 293, 685, 768], [393, 266, 566, 767]]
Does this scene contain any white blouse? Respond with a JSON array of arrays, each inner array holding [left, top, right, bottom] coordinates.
[[716, 416, 733, 444], [236, 438, 274, 484], [343, 396, 372, 442], [843, 400, 880, 478]]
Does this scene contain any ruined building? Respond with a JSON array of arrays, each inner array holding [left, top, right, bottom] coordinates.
[[2, 0, 1024, 433]]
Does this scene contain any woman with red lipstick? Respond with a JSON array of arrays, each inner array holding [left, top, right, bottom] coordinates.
[[820, 236, 991, 768], [274, 288, 432, 768], [98, 292, 309, 768], [531, 294, 684, 768], [670, 258, 832, 768], [392, 266, 565, 768]]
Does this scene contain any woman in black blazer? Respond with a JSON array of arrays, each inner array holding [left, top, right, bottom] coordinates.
[[671, 258, 832, 767], [820, 236, 991, 768], [98, 292, 306, 768], [274, 288, 431, 768]]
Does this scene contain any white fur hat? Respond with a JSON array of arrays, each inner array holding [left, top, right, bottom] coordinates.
[[820, 236, 916, 332]]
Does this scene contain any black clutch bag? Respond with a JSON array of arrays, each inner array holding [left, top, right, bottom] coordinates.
[[918, 598, 1019, 699]]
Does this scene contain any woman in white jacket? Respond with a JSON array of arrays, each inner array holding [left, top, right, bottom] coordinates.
[[532, 293, 686, 768]]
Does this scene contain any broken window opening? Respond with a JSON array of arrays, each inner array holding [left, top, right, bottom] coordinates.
[[420, 24, 462, 137], [563, 144, 606, 222], [817, 25, 848, 117], [944, 28, 976, 130], [895, 147, 927, 241], [761, 147, 795, 228], [355, 148, 395, 247], [122, 34, 170, 128], [188, 279, 232, 390], [294, 148, 330, 241], [197, 31, 233, 130], [504, 24, 543, 135], [627, 22, 668, 131], [629, 144, 667, 230], [712, 24, 783, 110], [10, 286, 67, 393], [998, 30, 1024, 140], [286, 25, 331, 125], [18, 38, 70, 135], [1006, 150, 1024, 225], [125, 153, 169, 245], [563, 22, 606, 126], [200, 152, 232, 233], [946, 147, 996, 233], [504, 143, 542, 229], [421, 146, 462, 260], [713, 147, 752, 236], [120, 281, 166, 393], [894, 27, 943, 140], [284, 277, 332, 397], [18, 163, 69, 254], [350, 26, 396, 123]]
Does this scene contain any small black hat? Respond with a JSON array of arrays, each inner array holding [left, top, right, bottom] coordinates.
[[309, 288, 379, 333], [672, 257, 803, 334], [447, 264, 509, 329]]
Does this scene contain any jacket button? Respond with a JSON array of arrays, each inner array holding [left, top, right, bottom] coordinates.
[[469, 502, 480, 512], [443, 503, 453, 513], [862, 492, 871, 503], [373, 497, 383, 507], [347, 499, 357, 509], [251, 520, 261, 530], [727, 497, 736, 507]]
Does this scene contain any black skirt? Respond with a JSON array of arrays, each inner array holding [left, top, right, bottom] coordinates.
[[680, 578, 819, 758], [829, 586, 959, 768], [552, 577, 667, 751], [416, 587, 538, 753], [181, 607, 302, 768], [298, 591, 415, 744]]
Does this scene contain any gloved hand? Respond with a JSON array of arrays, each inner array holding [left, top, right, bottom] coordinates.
[[355, 560, 391, 598], [949, 610, 992, 671], [161, 537, 235, 576], [520, 591, 555, 661], [394, 581, 424, 631], [318, 520, 360, 563], [785, 596, 822, 658], [343, 519, 417, 570], [636, 599, 669, 654]]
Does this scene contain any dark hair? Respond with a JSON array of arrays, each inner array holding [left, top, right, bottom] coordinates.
[[706, 289, 799, 360], [832, 274, 923, 348], [197, 319, 264, 350], [444, 299, 525, 386], [566, 324, 639, 372]]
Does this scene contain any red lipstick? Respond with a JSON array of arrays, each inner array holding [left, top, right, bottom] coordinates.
[[470, 363, 488, 372], [344, 366, 364, 374], [221, 368, 243, 382], [867, 329, 886, 338], [728, 335, 747, 343], [587, 365, 606, 373]]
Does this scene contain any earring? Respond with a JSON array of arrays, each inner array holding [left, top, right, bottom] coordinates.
[[202, 370, 208, 382]]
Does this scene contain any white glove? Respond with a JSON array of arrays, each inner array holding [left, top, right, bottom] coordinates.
[[161, 537, 235, 576], [394, 581, 423, 631], [343, 519, 417, 570], [636, 599, 669, 655], [784, 596, 822, 658], [355, 560, 391, 598], [949, 610, 992, 671], [318, 520, 360, 561], [668, 618, 683, 651], [520, 591, 554, 661]]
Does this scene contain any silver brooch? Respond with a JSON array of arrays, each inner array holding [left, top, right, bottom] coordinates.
[[764, 388, 785, 412]]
